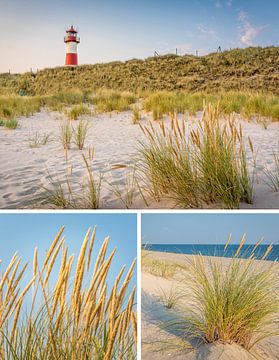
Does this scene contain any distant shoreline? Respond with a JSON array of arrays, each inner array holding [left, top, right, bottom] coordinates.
[[142, 243, 279, 261]]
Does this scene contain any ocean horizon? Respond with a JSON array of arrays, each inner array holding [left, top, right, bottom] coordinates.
[[142, 244, 279, 261]]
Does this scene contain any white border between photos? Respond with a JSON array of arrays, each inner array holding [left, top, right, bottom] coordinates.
[[1, 208, 279, 360]]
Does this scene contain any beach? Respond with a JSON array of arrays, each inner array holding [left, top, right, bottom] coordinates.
[[141, 250, 279, 360], [1, 109, 279, 209]]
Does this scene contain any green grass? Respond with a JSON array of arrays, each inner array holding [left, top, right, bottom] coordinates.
[[139, 103, 254, 208], [68, 104, 91, 120], [59, 121, 72, 149], [264, 152, 279, 192], [0, 96, 42, 119], [158, 286, 182, 309], [73, 120, 90, 149], [93, 90, 136, 112], [4, 118, 19, 129], [142, 252, 183, 278], [180, 235, 278, 350], [1, 47, 278, 95], [143, 91, 279, 121], [28, 132, 51, 148]]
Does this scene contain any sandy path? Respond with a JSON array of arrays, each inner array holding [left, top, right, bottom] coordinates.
[[141, 251, 279, 360], [0, 110, 279, 209]]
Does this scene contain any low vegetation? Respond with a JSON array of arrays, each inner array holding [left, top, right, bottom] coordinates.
[[144, 91, 279, 121], [73, 120, 90, 150], [139, 103, 254, 208], [142, 252, 183, 278], [68, 104, 91, 120], [28, 131, 51, 148], [93, 90, 136, 113], [182, 235, 278, 350], [1, 47, 278, 95], [0, 226, 137, 359], [42, 153, 102, 209], [264, 152, 279, 192]]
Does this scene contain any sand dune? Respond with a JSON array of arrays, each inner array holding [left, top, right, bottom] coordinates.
[[141, 251, 279, 360], [0, 109, 279, 209]]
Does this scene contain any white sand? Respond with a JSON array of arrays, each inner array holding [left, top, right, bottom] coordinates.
[[0, 110, 279, 208], [142, 251, 279, 360]]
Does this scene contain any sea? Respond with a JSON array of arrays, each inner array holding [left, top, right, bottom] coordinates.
[[142, 244, 279, 261]]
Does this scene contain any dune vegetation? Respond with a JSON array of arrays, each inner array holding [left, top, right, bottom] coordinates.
[[0, 226, 137, 359], [142, 236, 279, 353], [1, 47, 278, 95], [139, 103, 254, 208]]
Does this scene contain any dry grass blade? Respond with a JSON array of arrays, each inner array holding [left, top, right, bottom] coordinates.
[[0, 226, 136, 359]]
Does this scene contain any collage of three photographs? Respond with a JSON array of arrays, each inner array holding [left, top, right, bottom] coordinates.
[[0, 0, 278, 359]]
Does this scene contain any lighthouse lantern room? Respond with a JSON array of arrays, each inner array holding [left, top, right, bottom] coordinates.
[[64, 25, 80, 66]]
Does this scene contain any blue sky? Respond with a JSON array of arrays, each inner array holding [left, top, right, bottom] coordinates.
[[0, 213, 137, 290], [142, 213, 279, 245], [0, 0, 278, 73]]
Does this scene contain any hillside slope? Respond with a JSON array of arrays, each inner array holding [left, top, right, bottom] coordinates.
[[1, 46, 278, 95]]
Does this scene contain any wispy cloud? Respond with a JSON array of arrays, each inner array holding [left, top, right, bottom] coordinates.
[[214, 0, 233, 8], [198, 24, 216, 37], [237, 11, 264, 46]]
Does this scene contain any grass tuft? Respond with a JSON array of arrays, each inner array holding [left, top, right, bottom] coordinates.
[[181, 236, 278, 350]]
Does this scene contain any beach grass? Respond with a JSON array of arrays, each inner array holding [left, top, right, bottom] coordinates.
[[3, 118, 19, 129], [93, 90, 136, 113], [42, 153, 102, 209], [59, 121, 72, 150], [139, 103, 254, 208], [264, 152, 279, 192], [28, 132, 51, 148], [73, 120, 90, 150], [143, 91, 279, 121], [180, 235, 279, 350], [68, 104, 91, 120], [0, 226, 137, 359]]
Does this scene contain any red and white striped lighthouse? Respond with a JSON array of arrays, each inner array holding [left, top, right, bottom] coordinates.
[[64, 25, 80, 66]]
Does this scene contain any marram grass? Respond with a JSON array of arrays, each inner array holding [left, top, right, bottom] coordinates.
[[139, 103, 254, 208], [180, 235, 279, 351], [0, 226, 137, 359]]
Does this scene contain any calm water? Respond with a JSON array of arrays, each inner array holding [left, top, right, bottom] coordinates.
[[142, 244, 279, 261]]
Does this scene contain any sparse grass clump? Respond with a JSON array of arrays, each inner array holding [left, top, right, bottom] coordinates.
[[28, 132, 51, 148], [182, 235, 278, 350], [42, 153, 102, 209], [94, 90, 136, 113], [4, 118, 19, 129], [73, 120, 90, 149], [264, 152, 279, 192], [158, 286, 182, 309], [68, 104, 91, 120], [0, 226, 137, 359], [142, 253, 181, 278], [132, 107, 140, 124], [59, 121, 72, 149]]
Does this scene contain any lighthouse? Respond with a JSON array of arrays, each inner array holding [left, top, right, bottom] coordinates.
[[64, 25, 80, 66]]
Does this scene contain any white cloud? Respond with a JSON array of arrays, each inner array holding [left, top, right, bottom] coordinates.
[[198, 24, 216, 37], [237, 11, 264, 46], [214, 0, 232, 8]]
